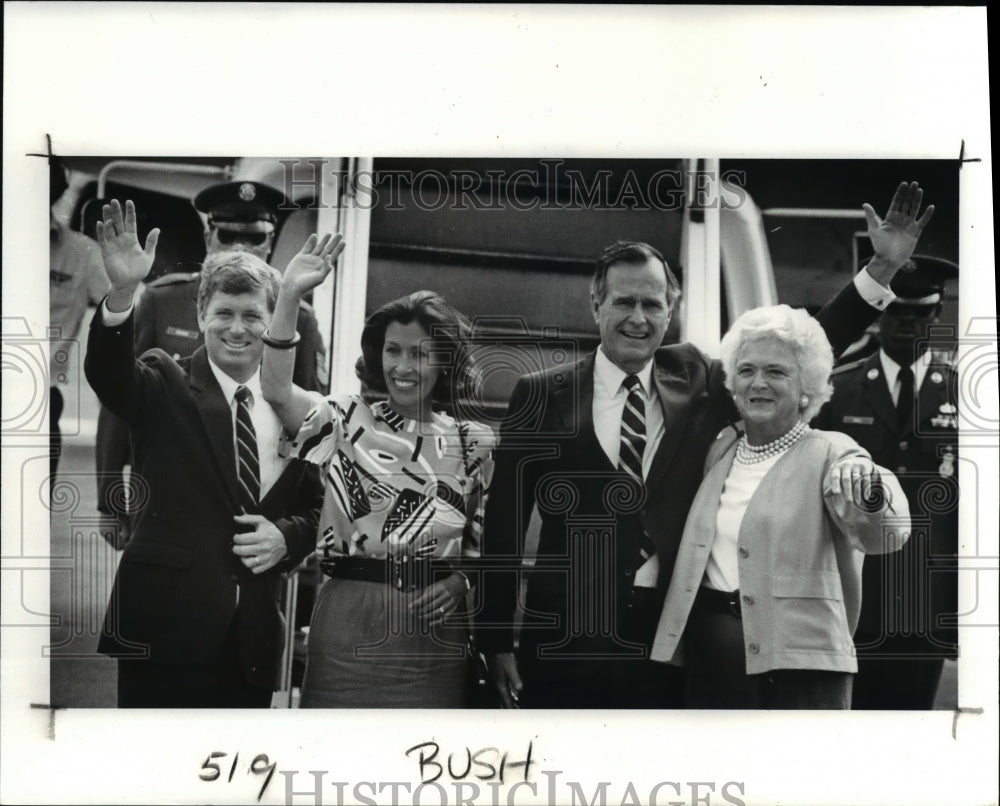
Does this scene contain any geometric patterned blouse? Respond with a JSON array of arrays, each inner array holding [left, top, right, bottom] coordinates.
[[281, 394, 496, 563]]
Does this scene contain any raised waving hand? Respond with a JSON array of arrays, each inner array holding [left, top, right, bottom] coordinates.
[[282, 232, 345, 298], [864, 181, 935, 272], [95, 199, 160, 299]]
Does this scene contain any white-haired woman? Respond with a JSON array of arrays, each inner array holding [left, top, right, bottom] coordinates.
[[650, 305, 910, 708]]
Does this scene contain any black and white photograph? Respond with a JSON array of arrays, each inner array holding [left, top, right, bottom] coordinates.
[[2, 5, 996, 806]]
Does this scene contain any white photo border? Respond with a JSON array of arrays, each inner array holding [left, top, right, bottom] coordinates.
[[2, 5, 996, 806]]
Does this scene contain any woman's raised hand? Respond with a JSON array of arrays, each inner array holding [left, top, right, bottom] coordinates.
[[282, 233, 345, 297]]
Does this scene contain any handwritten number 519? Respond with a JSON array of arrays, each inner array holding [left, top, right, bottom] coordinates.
[[199, 751, 276, 801]]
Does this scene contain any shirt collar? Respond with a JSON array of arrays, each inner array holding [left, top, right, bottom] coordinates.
[[879, 348, 931, 390], [595, 346, 654, 397], [207, 358, 262, 407]]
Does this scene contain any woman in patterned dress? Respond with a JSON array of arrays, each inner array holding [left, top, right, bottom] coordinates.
[[260, 234, 495, 707]]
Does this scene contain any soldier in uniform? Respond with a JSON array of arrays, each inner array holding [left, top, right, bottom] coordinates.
[[813, 256, 959, 709], [96, 180, 328, 545]]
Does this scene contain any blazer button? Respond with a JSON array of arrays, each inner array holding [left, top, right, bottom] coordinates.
[[738, 547, 749, 558], [897, 465, 907, 473], [742, 594, 754, 606], [899, 440, 909, 451], [624, 568, 634, 577], [749, 643, 759, 654]]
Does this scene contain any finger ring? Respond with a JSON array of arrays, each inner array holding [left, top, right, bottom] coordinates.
[[440, 606, 446, 615]]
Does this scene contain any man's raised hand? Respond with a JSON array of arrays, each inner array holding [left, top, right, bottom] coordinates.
[[863, 181, 935, 271], [95, 200, 159, 297], [282, 233, 345, 298]]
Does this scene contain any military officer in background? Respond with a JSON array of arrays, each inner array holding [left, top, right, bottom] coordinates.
[[813, 256, 960, 709], [96, 181, 328, 545]]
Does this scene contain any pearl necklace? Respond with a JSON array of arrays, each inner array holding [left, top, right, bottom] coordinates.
[[736, 420, 809, 465]]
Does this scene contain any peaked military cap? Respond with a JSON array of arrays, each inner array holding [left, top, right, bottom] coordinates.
[[193, 180, 289, 227], [889, 254, 959, 308]]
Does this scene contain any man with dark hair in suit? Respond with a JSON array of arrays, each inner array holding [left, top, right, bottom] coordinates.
[[814, 255, 959, 709], [86, 199, 324, 708], [95, 180, 327, 547], [477, 181, 936, 709]]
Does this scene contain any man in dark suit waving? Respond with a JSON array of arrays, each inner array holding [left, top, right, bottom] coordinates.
[[86, 199, 327, 708], [477, 181, 936, 709]]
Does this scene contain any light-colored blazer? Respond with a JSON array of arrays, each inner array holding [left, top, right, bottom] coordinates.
[[650, 427, 909, 675]]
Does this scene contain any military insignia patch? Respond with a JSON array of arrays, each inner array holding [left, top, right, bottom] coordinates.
[[930, 403, 959, 429], [842, 415, 875, 425], [939, 447, 956, 478]]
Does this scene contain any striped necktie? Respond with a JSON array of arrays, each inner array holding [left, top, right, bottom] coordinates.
[[619, 374, 646, 484], [619, 374, 656, 567], [234, 385, 260, 513]]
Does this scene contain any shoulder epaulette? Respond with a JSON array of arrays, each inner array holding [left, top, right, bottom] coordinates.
[[831, 357, 867, 377], [148, 271, 199, 288]]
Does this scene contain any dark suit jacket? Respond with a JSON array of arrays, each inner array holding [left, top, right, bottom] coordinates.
[[476, 282, 885, 666], [812, 351, 959, 656], [85, 308, 322, 688]]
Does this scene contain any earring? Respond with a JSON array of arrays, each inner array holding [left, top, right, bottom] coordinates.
[[800, 394, 809, 408]]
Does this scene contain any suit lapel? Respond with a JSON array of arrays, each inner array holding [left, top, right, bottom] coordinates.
[[188, 348, 241, 509], [860, 353, 899, 435], [645, 355, 697, 494], [558, 354, 615, 470]]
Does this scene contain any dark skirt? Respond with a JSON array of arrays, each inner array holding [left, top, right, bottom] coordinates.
[[684, 586, 852, 709], [300, 577, 472, 708]]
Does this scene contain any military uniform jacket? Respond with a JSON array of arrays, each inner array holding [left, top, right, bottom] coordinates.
[[85, 309, 323, 687], [813, 351, 959, 656]]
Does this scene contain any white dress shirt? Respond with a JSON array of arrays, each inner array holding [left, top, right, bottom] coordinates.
[[592, 347, 665, 478], [207, 363, 288, 500], [592, 348, 666, 587], [879, 349, 932, 406], [853, 268, 898, 312]]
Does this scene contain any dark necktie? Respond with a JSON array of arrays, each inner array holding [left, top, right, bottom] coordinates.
[[896, 365, 915, 428], [619, 374, 656, 569], [234, 385, 260, 513], [619, 374, 646, 484]]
